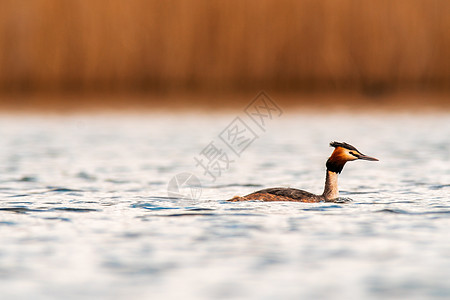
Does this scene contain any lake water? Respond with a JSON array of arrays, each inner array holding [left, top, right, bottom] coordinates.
[[0, 112, 449, 299]]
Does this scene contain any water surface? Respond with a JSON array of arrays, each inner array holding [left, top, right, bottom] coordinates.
[[0, 113, 449, 299]]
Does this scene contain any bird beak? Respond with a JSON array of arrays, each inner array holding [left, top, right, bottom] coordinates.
[[357, 153, 379, 161]]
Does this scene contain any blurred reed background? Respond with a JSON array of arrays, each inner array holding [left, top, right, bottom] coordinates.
[[0, 0, 449, 109]]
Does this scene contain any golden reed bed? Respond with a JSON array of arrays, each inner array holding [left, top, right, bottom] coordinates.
[[0, 0, 448, 94]]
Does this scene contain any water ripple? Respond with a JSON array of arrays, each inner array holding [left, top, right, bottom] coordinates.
[[0, 221, 16, 226], [302, 205, 343, 211], [16, 176, 38, 182], [157, 213, 217, 217], [0, 207, 42, 213], [0, 206, 99, 213], [429, 184, 450, 190], [131, 203, 179, 210], [376, 208, 450, 215], [47, 187, 83, 193], [51, 207, 99, 212]]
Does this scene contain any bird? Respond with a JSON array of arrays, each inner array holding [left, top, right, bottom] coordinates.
[[229, 142, 378, 202]]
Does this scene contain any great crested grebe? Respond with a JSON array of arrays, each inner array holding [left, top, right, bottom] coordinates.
[[229, 142, 378, 202]]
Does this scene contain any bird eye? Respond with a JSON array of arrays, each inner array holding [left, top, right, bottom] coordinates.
[[349, 151, 358, 157]]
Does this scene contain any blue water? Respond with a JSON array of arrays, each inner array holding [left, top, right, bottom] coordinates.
[[0, 113, 449, 299]]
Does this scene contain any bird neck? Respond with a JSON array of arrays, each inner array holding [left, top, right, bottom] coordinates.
[[322, 170, 339, 200]]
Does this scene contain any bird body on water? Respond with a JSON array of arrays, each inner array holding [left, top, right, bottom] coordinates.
[[229, 142, 378, 203]]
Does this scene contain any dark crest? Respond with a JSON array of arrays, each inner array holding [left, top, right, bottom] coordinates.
[[330, 141, 358, 151]]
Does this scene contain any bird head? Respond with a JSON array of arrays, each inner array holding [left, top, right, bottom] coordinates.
[[326, 141, 378, 173]]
